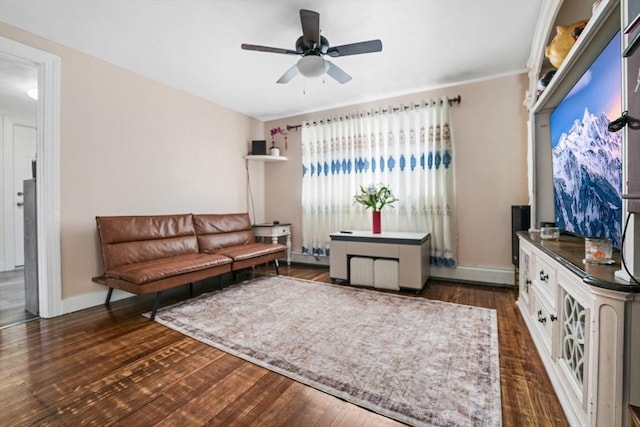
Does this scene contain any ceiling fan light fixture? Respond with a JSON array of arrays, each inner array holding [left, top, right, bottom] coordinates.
[[297, 55, 329, 78]]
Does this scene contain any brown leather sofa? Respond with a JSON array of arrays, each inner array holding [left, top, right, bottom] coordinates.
[[92, 213, 286, 319]]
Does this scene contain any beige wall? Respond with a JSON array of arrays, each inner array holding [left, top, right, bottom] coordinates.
[[264, 74, 530, 271], [0, 19, 529, 303], [0, 22, 265, 299]]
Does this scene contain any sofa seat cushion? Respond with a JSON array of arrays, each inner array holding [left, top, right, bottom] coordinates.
[[104, 253, 232, 285], [212, 242, 287, 261]]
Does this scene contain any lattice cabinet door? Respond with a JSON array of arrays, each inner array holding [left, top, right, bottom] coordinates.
[[560, 291, 589, 392], [555, 275, 591, 426]]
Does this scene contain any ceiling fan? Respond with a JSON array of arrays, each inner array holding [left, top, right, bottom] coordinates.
[[241, 9, 382, 84]]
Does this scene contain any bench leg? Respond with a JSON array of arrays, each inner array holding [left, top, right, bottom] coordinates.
[[105, 287, 114, 307], [150, 291, 163, 321], [188, 282, 194, 298], [274, 259, 280, 275]]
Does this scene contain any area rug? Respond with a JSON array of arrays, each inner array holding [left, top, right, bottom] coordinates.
[[149, 276, 501, 426]]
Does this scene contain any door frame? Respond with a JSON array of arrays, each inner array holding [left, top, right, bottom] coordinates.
[[0, 36, 62, 318]]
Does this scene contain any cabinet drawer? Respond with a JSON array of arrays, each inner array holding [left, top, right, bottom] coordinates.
[[274, 226, 290, 235], [533, 254, 557, 309], [253, 225, 290, 237], [532, 292, 557, 356]]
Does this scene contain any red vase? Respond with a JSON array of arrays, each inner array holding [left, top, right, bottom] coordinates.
[[372, 211, 381, 234]]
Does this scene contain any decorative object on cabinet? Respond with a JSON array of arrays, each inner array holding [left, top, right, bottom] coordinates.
[[536, 69, 556, 96], [371, 211, 381, 234], [584, 237, 613, 264], [545, 19, 589, 68], [353, 184, 398, 234], [540, 226, 559, 240]]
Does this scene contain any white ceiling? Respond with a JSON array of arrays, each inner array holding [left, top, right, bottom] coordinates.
[[0, 0, 543, 121]]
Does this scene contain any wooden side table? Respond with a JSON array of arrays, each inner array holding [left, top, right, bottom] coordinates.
[[252, 223, 291, 265]]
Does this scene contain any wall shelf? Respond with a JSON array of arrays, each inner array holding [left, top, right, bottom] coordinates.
[[533, 0, 619, 113], [245, 155, 287, 162]]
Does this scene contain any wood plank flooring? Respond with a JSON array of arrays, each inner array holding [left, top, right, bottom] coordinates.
[[0, 265, 568, 426]]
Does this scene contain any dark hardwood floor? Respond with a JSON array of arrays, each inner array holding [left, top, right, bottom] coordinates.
[[0, 265, 568, 426]]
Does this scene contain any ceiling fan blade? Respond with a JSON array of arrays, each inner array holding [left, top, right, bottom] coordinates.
[[326, 61, 352, 84], [276, 64, 300, 84], [326, 39, 383, 57], [300, 9, 320, 48], [241, 43, 299, 55]]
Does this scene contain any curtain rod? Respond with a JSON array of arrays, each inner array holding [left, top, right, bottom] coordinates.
[[285, 95, 461, 131]]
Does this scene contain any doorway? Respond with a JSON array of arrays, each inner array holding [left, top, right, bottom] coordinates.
[[0, 53, 38, 327], [0, 36, 62, 322]]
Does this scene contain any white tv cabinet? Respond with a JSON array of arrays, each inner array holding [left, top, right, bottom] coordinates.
[[517, 232, 640, 426]]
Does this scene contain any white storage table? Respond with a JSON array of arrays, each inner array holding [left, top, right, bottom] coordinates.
[[330, 231, 430, 292]]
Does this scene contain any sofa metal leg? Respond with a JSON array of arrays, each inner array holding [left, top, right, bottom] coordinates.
[[274, 259, 280, 275], [150, 291, 163, 321], [105, 287, 114, 307]]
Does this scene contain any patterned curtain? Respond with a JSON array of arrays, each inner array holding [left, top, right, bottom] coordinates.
[[301, 98, 457, 267]]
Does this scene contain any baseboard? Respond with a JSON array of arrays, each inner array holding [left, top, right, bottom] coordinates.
[[62, 288, 133, 315], [60, 263, 513, 314], [293, 252, 514, 286], [430, 265, 515, 287], [289, 251, 330, 266]]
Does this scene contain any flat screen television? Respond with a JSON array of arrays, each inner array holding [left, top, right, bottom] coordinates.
[[549, 30, 622, 247]]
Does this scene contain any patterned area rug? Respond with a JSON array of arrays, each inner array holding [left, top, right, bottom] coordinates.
[[150, 276, 501, 426]]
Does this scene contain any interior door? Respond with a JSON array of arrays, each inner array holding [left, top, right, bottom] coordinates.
[[12, 124, 36, 268]]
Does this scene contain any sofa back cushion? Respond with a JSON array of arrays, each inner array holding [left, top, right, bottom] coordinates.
[[96, 214, 198, 271], [193, 213, 254, 252]]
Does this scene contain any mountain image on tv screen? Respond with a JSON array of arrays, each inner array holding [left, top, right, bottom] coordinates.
[[550, 31, 622, 247]]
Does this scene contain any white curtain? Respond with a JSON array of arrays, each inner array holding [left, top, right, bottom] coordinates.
[[301, 98, 457, 267]]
